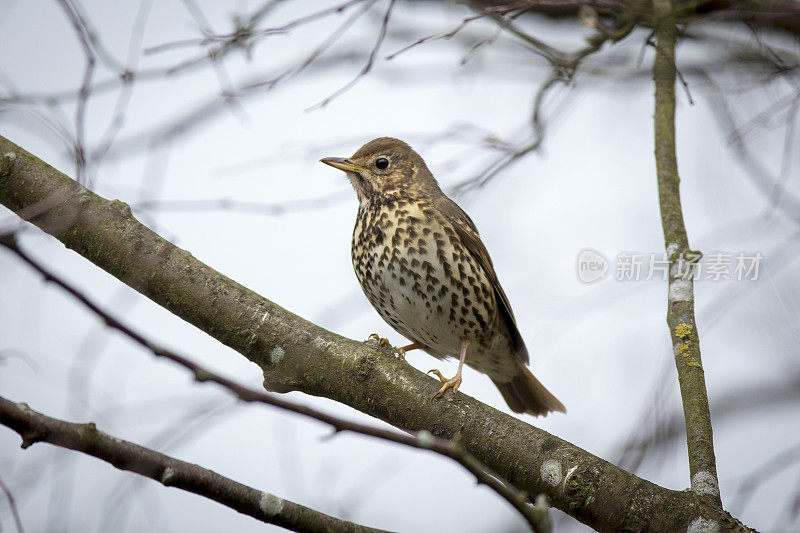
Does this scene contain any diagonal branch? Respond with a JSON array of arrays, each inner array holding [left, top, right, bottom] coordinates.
[[0, 234, 548, 532], [0, 135, 752, 531], [652, 0, 721, 509], [0, 396, 388, 533]]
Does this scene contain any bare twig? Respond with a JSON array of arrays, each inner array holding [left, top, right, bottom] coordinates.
[[0, 396, 389, 533], [699, 74, 800, 226], [133, 190, 350, 216], [244, 1, 377, 93], [385, 13, 483, 60], [100, 397, 239, 530], [731, 442, 800, 513], [145, 0, 362, 56], [307, 0, 396, 110], [475, 3, 563, 63], [55, 0, 104, 185], [86, 0, 154, 190], [0, 475, 25, 533], [766, 94, 800, 215], [448, 1, 639, 194]]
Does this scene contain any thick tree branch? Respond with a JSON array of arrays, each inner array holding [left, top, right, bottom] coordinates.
[[652, 0, 722, 509], [0, 234, 547, 532], [0, 396, 389, 533], [0, 136, 751, 531]]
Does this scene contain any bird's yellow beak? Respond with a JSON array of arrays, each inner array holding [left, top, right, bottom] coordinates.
[[320, 157, 368, 173]]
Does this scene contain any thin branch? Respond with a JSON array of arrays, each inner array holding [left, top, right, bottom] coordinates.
[[144, 0, 362, 56], [614, 231, 800, 476], [0, 396, 389, 533], [243, 2, 377, 93], [448, 1, 639, 194], [0, 0, 369, 123], [385, 14, 483, 60], [132, 190, 350, 216], [86, 0, 154, 190], [652, 0, 721, 507], [766, 94, 800, 216], [0, 475, 25, 533], [449, 74, 558, 196], [55, 0, 98, 186], [698, 73, 800, 226], [99, 397, 239, 530], [730, 442, 800, 513], [0, 235, 548, 532], [307, 0, 396, 110], [475, 3, 564, 64]]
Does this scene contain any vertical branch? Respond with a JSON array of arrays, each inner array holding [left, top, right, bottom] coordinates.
[[652, 0, 722, 507]]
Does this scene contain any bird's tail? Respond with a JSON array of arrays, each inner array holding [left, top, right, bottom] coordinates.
[[493, 360, 565, 416]]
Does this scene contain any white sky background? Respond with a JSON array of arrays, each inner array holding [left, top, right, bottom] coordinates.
[[1, 1, 799, 532]]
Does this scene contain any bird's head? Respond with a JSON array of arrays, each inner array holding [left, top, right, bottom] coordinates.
[[321, 137, 439, 202]]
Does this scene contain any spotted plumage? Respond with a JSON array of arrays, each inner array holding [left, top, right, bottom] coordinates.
[[321, 137, 565, 416]]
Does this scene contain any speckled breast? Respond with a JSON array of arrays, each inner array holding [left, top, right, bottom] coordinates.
[[351, 193, 506, 370]]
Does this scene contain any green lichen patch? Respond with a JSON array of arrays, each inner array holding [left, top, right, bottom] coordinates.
[[675, 322, 693, 339]]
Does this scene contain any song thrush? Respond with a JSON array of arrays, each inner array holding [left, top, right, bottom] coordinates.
[[321, 137, 565, 416]]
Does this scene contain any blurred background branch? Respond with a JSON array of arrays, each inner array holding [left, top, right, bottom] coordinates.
[[0, 396, 390, 533]]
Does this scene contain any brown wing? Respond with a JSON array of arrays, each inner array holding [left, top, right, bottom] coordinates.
[[433, 195, 529, 363]]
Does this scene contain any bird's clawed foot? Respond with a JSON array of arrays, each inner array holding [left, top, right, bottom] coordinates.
[[367, 336, 421, 360], [367, 333, 391, 348], [428, 369, 462, 399]]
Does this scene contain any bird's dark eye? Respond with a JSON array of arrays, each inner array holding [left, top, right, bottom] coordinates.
[[375, 158, 389, 170]]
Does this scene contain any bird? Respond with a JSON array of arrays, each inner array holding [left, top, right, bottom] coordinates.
[[320, 137, 565, 416]]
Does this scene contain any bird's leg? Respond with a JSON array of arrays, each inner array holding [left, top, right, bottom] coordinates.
[[428, 341, 468, 399], [399, 342, 421, 353], [393, 342, 421, 359]]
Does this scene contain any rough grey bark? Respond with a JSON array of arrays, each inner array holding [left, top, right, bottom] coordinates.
[[0, 136, 751, 531]]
